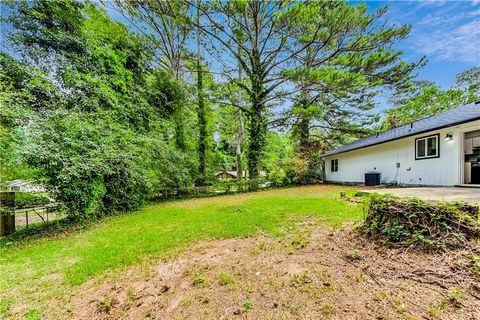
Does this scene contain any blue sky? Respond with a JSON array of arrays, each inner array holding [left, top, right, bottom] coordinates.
[[2, 0, 478, 107], [367, 0, 479, 89]]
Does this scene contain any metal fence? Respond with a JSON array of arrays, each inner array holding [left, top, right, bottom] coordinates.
[[14, 203, 62, 229]]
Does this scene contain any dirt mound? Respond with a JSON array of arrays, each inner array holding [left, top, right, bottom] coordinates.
[[59, 221, 479, 319]]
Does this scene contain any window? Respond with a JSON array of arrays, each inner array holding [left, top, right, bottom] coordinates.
[[331, 159, 338, 172], [415, 134, 439, 160]]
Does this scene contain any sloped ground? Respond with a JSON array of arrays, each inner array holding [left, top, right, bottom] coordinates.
[[57, 220, 479, 320]]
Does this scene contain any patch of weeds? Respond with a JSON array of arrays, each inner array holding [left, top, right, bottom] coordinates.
[[393, 295, 406, 314], [0, 296, 13, 317], [336, 282, 345, 293], [250, 240, 267, 256], [290, 272, 312, 288], [428, 304, 439, 318], [428, 299, 448, 317], [354, 273, 364, 283], [218, 272, 235, 286], [319, 281, 334, 293], [268, 278, 280, 292], [319, 304, 336, 315], [25, 309, 41, 320], [290, 233, 310, 251], [469, 254, 480, 277], [447, 288, 462, 305], [127, 287, 138, 301], [180, 298, 192, 307], [345, 249, 361, 261], [98, 298, 114, 313], [243, 300, 253, 312], [372, 291, 386, 303], [288, 304, 300, 315], [191, 269, 209, 287]]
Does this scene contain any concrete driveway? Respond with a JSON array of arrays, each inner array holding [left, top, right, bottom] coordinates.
[[364, 187, 480, 204]]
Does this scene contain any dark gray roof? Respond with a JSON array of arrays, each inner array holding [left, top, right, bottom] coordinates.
[[322, 101, 480, 157]]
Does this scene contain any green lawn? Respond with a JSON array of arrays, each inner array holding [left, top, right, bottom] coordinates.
[[0, 185, 361, 319]]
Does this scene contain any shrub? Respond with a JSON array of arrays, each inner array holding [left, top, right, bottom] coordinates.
[[24, 111, 192, 219], [362, 194, 480, 249]]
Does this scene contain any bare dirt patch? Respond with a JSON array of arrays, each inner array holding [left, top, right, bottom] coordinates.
[[60, 220, 479, 320]]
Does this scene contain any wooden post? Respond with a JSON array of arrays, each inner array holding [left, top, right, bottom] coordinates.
[[0, 192, 15, 236]]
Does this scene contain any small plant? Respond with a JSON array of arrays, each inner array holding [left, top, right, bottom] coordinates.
[[447, 288, 463, 304], [288, 304, 300, 315], [428, 299, 448, 317], [290, 233, 310, 250], [98, 298, 113, 313], [243, 300, 253, 311], [218, 272, 234, 286], [290, 272, 312, 288], [393, 295, 406, 314], [191, 270, 208, 287], [346, 249, 361, 261], [319, 304, 336, 315], [469, 254, 480, 277], [250, 240, 267, 256], [25, 309, 41, 320], [372, 291, 385, 302], [354, 273, 364, 283], [180, 298, 191, 307]]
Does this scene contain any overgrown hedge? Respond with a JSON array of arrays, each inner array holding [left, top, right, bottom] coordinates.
[[362, 193, 480, 249]]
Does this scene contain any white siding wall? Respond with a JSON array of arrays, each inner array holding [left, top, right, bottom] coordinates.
[[325, 120, 480, 186]]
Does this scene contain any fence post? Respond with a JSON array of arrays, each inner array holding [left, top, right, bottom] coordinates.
[[0, 192, 16, 236]]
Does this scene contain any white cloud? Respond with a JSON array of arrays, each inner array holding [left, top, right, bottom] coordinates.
[[413, 18, 480, 63]]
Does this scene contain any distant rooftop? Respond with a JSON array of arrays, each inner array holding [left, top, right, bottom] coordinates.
[[322, 101, 480, 157]]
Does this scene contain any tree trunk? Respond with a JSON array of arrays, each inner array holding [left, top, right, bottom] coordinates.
[[236, 108, 244, 184], [246, 51, 267, 180], [196, 0, 207, 186], [235, 45, 244, 187], [247, 102, 266, 180], [298, 99, 310, 156], [175, 119, 185, 151]]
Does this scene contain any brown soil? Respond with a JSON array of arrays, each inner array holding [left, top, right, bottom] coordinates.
[[60, 221, 479, 320]]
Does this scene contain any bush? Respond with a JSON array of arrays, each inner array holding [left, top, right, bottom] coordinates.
[[24, 111, 192, 219], [362, 194, 480, 249]]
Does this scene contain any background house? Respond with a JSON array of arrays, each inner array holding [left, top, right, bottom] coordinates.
[[1, 180, 46, 193], [215, 170, 267, 180], [322, 102, 480, 186]]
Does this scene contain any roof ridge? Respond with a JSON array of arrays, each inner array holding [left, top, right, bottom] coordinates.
[[322, 102, 480, 157]]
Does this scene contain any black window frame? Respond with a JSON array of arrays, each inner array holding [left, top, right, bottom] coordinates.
[[331, 159, 338, 172], [415, 133, 440, 160]]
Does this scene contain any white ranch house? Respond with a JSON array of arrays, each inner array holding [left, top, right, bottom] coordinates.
[[323, 101, 480, 186]]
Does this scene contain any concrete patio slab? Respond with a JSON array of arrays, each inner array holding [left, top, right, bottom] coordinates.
[[364, 187, 480, 204]]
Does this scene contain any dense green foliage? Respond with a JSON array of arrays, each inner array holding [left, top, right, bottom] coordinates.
[[2, 1, 194, 218], [283, 2, 424, 182], [380, 67, 480, 130]]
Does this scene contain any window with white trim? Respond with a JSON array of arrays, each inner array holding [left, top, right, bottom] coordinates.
[[331, 159, 338, 172], [415, 134, 439, 160]]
